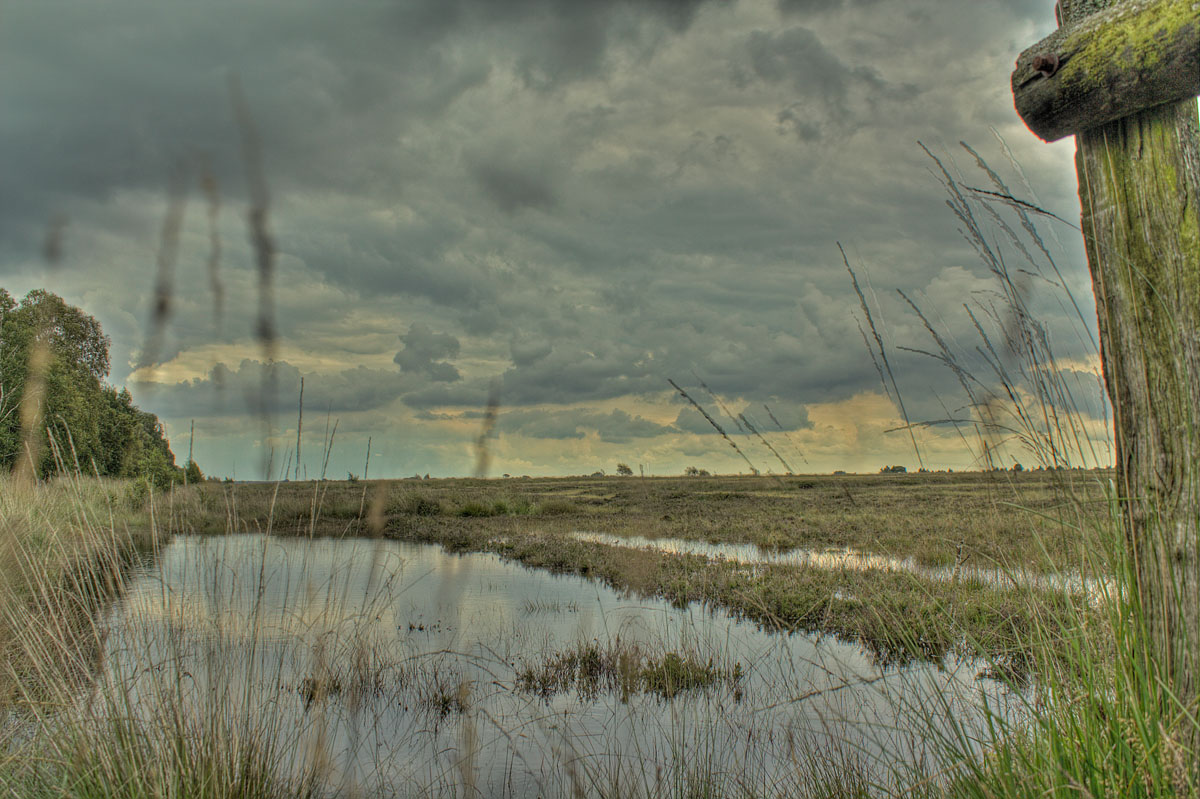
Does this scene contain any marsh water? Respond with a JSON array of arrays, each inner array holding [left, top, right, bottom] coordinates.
[[100, 534, 1019, 796], [571, 530, 1105, 598]]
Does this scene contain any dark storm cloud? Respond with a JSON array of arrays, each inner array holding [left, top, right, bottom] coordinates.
[[280, 206, 487, 306], [494, 342, 656, 405], [467, 0, 714, 89], [3, 0, 1096, 477], [740, 26, 918, 140], [138, 359, 413, 419], [392, 256, 1012, 413], [0, 3, 479, 237], [0, 0, 715, 245], [777, 0, 843, 13], [393, 287, 900, 411], [399, 337, 662, 409], [756, 401, 811, 431], [493, 407, 675, 442], [777, 0, 884, 14], [470, 162, 559, 214], [671, 397, 811, 435], [592, 409, 675, 442], [509, 336, 554, 367], [746, 27, 878, 94], [394, 323, 462, 382], [502, 410, 588, 440]]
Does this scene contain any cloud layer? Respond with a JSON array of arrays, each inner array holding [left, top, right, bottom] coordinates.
[[0, 0, 1106, 477]]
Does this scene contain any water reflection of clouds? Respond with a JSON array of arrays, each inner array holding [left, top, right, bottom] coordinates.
[[100, 533, 1018, 795], [115, 535, 414, 642]]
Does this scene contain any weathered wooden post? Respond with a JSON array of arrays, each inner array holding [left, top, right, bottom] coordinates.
[[1013, 0, 1199, 767]]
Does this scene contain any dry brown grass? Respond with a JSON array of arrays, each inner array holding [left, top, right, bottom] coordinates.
[[0, 474, 159, 705]]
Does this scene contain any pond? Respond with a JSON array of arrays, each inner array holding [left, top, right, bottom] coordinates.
[[97, 534, 1020, 797]]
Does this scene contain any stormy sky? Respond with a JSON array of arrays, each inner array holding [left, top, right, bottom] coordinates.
[[0, 0, 1114, 478]]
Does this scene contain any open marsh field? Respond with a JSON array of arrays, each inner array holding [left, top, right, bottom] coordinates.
[[181, 470, 1112, 671], [2, 470, 1184, 797], [198, 470, 1113, 572]]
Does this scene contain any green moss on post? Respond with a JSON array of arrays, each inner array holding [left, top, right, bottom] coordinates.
[[1052, 0, 1200, 782]]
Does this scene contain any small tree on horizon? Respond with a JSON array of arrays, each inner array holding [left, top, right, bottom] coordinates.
[[615, 462, 633, 476]]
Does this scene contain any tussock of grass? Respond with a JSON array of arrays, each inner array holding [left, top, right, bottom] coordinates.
[[384, 488, 552, 519], [519, 597, 579, 614], [926, 517, 1199, 798], [388, 490, 444, 517], [537, 498, 580, 515], [517, 638, 743, 701], [455, 495, 538, 517], [456, 499, 501, 517], [9, 707, 322, 799], [0, 475, 157, 705], [414, 670, 471, 719]]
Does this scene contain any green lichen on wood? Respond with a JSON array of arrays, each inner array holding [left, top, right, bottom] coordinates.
[[1059, 0, 1115, 19], [1083, 110, 1200, 355], [1014, 0, 1199, 141], [1057, 0, 1197, 88], [1075, 96, 1200, 771]]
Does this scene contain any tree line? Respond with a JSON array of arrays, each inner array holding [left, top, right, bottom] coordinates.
[[0, 288, 192, 487]]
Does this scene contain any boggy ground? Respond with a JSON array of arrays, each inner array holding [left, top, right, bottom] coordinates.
[[180, 470, 1112, 674]]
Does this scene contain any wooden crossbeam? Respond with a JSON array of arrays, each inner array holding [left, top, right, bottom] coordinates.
[[1012, 0, 1199, 141]]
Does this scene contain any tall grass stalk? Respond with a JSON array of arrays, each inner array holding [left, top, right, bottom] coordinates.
[[928, 516, 1197, 797], [864, 142, 1197, 797], [0, 479, 364, 798], [0, 471, 155, 707]]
